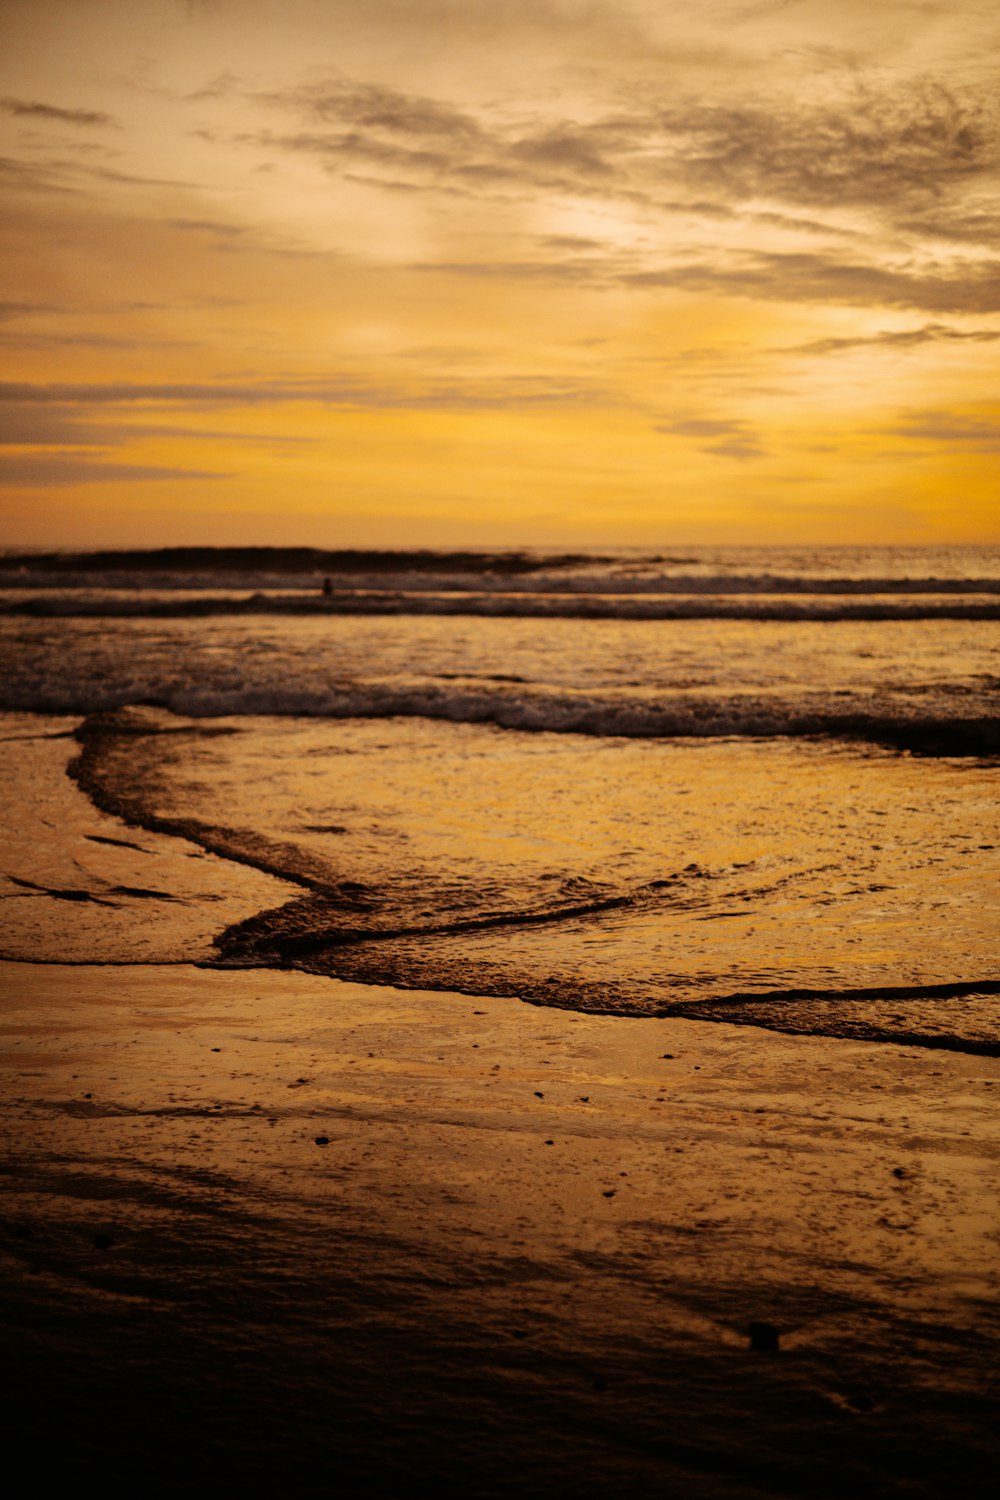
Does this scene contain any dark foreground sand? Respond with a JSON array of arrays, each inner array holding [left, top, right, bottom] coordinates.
[[2, 960, 998, 1497]]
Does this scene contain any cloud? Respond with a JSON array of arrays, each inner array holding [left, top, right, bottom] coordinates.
[[167, 217, 247, 237], [0, 408, 117, 446], [657, 417, 746, 437], [886, 410, 1000, 453], [248, 71, 997, 230], [655, 415, 766, 459], [0, 98, 119, 128], [87, 163, 197, 189], [0, 404, 307, 447], [249, 127, 459, 179], [749, 209, 857, 237], [261, 77, 484, 143], [409, 256, 616, 285], [0, 300, 62, 321], [187, 71, 242, 102], [0, 374, 609, 414], [703, 437, 766, 459], [780, 323, 1000, 354], [625, 250, 1000, 312], [899, 209, 1000, 247], [248, 92, 640, 201], [0, 455, 233, 486], [648, 84, 995, 211], [0, 153, 195, 197], [0, 380, 340, 406], [0, 330, 199, 351], [510, 129, 616, 179], [539, 234, 605, 251], [0, 154, 79, 194]]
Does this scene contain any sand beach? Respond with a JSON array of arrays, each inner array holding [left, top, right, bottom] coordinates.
[[3, 958, 998, 1496]]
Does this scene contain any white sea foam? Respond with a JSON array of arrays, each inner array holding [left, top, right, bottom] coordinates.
[[1, 675, 996, 752]]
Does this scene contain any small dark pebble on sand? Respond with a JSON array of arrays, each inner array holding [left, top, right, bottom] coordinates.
[[578, 1096, 590, 1103], [545, 1140, 554, 1145], [602, 1190, 616, 1198], [211, 1047, 221, 1052], [314, 1136, 330, 1146], [892, 1167, 907, 1178], [534, 1091, 544, 1098], [661, 1054, 674, 1059], [748, 1321, 780, 1352]]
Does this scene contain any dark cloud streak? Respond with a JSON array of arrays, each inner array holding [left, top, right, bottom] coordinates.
[[0, 375, 610, 413], [655, 415, 766, 460], [252, 72, 998, 227], [0, 455, 233, 486], [886, 410, 1000, 453], [0, 98, 119, 128], [626, 251, 1000, 313], [780, 323, 1000, 354]]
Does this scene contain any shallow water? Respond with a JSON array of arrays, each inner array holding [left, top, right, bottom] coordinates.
[[1, 545, 997, 1053], [52, 707, 996, 1052]]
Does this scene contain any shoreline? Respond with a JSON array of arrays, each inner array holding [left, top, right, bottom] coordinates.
[[3, 959, 998, 1495]]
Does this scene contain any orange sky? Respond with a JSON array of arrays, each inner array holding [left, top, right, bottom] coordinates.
[[1, 0, 998, 547]]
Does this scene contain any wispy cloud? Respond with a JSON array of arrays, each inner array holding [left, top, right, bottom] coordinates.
[[625, 251, 1000, 313], [250, 72, 997, 229], [779, 323, 1000, 355], [0, 455, 232, 486], [647, 84, 994, 211], [886, 409, 1000, 453], [0, 408, 116, 446], [655, 415, 766, 459], [167, 216, 248, 238], [0, 374, 610, 413], [0, 152, 195, 196], [0, 154, 80, 194], [899, 209, 1000, 248], [0, 97, 119, 128], [0, 299, 63, 321]]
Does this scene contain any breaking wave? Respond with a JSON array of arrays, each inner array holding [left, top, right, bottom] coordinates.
[[5, 591, 1000, 621], [2, 679, 996, 754]]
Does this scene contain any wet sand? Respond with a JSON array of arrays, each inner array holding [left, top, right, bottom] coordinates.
[[2, 959, 998, 1496]]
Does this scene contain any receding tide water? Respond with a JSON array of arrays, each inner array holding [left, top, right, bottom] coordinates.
[[2, 544, 998, 1054]]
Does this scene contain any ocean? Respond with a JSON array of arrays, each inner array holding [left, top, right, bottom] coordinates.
[[2, 543, 997, 1055]]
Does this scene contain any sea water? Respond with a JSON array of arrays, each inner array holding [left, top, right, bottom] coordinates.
[[1, 544, 997, 1055]]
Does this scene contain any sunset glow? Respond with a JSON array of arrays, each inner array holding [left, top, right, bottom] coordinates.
[[2, 0, 998, 546]]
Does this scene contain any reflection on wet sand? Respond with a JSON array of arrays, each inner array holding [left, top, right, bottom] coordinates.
[[3, 962, 998, 1495]]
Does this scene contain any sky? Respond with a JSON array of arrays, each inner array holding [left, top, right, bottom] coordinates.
[[1, 0, 998, 548]]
